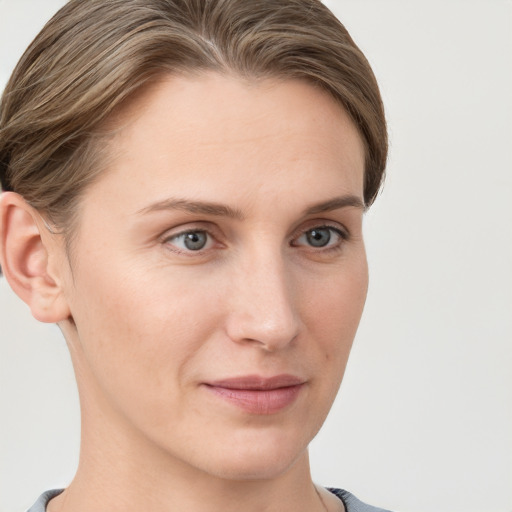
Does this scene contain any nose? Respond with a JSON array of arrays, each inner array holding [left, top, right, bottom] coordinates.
[[225, 250, 301, 352]]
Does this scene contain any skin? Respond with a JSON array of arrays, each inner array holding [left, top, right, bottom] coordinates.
[[0, 73, 368, 512]]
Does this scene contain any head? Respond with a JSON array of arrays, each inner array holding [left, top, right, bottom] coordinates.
[[0, 0, 387, 483], [0, 0, 386, 233]]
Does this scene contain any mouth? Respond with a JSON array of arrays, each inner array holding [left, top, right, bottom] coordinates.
[[203, 375, 306, 415]]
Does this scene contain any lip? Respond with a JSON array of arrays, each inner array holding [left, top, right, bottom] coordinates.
[[203, 375, 305, 415]]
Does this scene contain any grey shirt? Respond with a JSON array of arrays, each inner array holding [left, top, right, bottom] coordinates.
[[27, 488, 393, 512]]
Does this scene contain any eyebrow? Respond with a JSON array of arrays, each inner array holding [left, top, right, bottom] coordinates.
[[137, 198, 244, 219], [137, 194, 365, 219], [303, 195, 365, 215]]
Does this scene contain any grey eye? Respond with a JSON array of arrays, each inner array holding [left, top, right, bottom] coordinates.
[[183, 231, 208, 250], [305, 228, 332, 247], [293, 226, 346, 250], [167, 230, 212, 252]]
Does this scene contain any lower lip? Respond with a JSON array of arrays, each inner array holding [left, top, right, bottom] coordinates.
[[204, 384, 304, 415]]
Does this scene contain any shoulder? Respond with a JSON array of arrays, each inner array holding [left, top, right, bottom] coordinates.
[[27, 488, 393, 512], [328, 488, 394, 512], [26, 490, 63, 512]]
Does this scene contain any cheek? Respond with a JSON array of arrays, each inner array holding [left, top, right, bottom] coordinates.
[[66, 261, 218, 409], [301, 256, 368, 356], [286, 258, 368, 438]]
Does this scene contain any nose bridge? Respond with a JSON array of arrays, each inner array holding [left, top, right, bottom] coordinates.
[[226, 244, 300, 350]]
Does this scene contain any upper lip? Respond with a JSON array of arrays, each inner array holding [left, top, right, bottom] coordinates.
[[206, 374, 305, 390]]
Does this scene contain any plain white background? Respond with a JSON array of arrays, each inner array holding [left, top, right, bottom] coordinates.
[[0, 1, 511, 511]]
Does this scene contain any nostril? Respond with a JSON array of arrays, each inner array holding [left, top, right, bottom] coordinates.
[[225, 305, 300, 351]]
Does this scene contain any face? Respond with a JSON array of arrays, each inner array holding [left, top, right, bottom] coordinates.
[[59, 73, 368, 481]]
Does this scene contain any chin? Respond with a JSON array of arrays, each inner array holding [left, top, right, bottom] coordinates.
[[190, 428, 312, 481], [206, 452, 305, 482]]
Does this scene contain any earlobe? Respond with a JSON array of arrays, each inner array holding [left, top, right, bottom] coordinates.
[[0, 192, 71, 323]]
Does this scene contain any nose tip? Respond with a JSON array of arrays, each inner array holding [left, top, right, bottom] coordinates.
[[225, 261, 300, 351]]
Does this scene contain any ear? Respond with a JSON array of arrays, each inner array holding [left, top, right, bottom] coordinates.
[[0, 192, 71, 323]]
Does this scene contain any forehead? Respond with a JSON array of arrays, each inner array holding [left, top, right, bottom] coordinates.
[[86, 72, 365, 214]]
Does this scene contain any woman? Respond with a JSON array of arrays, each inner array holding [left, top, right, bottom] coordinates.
[[0, 1, 388, 511]]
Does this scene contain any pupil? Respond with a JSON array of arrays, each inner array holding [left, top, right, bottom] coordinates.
[[307, 228, 331, 247], [184, 232, 207, 250]]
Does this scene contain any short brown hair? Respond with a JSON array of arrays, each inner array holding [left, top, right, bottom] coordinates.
[[0, 0, 387, 234]]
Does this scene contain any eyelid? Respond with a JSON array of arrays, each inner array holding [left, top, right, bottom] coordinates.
[[160, 220, 218, 240], [292, 219, 349, 239]]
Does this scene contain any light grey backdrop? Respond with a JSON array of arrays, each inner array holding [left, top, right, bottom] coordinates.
[[1, 1, 511, 511]]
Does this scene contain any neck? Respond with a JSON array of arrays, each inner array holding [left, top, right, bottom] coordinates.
[[50, 451, 323, 512]]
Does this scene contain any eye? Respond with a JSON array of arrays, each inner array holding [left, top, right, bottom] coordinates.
[[165, 230, 213, 252], [293, 226, 346, 249]]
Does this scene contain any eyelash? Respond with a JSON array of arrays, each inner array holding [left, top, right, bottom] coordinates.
[[162, 224, 349, 255]]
